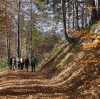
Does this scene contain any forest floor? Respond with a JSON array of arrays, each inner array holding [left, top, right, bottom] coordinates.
[[0, 61, 100, 99], [0, 69, 69, 99]]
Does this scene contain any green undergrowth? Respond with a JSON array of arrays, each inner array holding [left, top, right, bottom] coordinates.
[[36, 40, 66, 70], [89, 19, 100, 32], [49, 40, 81, 73], [38, 38, 82, 73], [0, 67, 9, 72], [0, 56, 9, 72]]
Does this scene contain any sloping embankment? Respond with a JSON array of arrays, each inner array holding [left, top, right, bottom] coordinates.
[[41, 37, 100, 98]]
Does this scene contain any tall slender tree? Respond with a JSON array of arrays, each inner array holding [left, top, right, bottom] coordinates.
[[97, 0, 100, 18], [61, 0, 72, 43], [75, 0, 79, 29], [89, 0, 97, 24], [17, 0, 21, 58], [30, 0, 33, 58]]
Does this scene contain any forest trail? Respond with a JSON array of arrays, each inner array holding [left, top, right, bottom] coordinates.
[[0, 42, 70, 99], [0, 70, 68, 99]]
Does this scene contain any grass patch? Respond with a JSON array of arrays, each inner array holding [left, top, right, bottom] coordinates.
[[0, 67, 9, 72], [0, 56, 9, 72], [90, 20, 100, 32], [63, 54, 74, 67]]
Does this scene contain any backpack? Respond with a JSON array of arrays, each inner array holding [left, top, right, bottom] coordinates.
[[13, 59, 16, 65], [31, 58, 35, 63], [20, 58, 24, 63]]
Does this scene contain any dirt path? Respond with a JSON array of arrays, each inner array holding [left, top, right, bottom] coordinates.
[[0, 70, 68, 99], [0, 43, 70, 99]]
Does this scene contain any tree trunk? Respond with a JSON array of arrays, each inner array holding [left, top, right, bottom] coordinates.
[[75, 0, 79, 29], [4, 0, 10, 65], [61, 0, 72, 43], [89, 0, 97, 23], [72, 1, 75, 28], [97, 0, 100, 18], [30, 0, 33, 58], [17, 0, 21, 58]]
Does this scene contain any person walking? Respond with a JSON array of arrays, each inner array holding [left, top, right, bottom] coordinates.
[[17, 57, 20, 70], [12, 57, 16, 71], [31, 56, 36, 72], [20, 58, 24, 70], [9, 57, 12, 70], [24, 57, 29, 72]]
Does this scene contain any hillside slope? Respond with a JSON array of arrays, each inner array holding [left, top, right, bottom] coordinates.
[[40, 37, 100, 98]]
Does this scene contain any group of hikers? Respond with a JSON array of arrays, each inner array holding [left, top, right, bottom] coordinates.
[[9, 56, 36, 72]]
